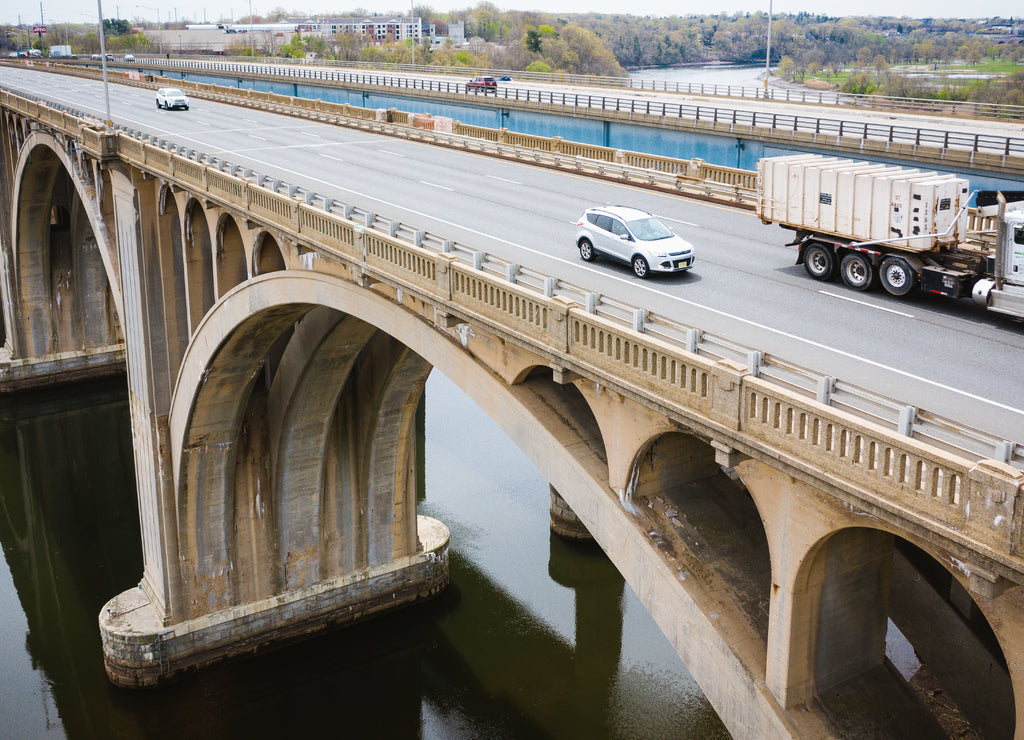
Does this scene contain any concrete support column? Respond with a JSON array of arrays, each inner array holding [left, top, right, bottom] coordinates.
[[107, 166, 177, 620], [550, 485, 592, 540], [572, 380, 676, 497], [736, 459, 892, 708], [812, 527, 893, 693]]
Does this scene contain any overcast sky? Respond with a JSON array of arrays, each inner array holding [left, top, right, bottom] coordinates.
[[2, 0, 1019, 28]]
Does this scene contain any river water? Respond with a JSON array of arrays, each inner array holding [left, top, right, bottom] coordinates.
[[0, 374, 729, 739], [629, 63, 766, 89]]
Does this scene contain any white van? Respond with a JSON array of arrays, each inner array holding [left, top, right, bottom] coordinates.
[[123, 54, 135, 62]]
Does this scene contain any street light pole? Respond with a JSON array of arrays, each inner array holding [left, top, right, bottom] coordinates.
[[410, 0, 414, 69], [248, 0, 253, 57], [96, 0, 112, 129], [764, 0, 773, 92]]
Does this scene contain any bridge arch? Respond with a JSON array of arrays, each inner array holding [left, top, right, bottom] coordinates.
[[10, 132, 122, 356], [782, 518, 1013, 737], [182, 196, 214, 331], [164, 272, 610, 622], [214, 211, 248, 296], [253, 231, 285, 275]]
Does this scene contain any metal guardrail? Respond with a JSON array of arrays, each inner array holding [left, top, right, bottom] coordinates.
[[92, 57, 1024, 158], [126, 54, 1024, 122], [1, 82, 1021, 472]]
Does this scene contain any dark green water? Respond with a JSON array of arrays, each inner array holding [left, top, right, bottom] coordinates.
[[0, 373, 728, 739]]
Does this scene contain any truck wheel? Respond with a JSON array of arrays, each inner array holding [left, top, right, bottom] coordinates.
[[880, 256, 916, 297], [840, 252, 876, 291], [803, 243, 837, 281]]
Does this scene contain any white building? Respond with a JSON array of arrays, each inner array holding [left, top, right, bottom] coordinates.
[[290, 17, 426, 44]]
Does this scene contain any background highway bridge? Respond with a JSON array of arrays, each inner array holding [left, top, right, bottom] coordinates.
[[102, 55, 1024, 194], [1, 63, 1023, 739]]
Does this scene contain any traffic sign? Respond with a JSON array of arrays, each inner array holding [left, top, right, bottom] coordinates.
[[32, 25, 46, 33]]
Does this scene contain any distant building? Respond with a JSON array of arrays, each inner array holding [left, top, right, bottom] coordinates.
[[289, 17, 426, 44], [447, 21, 465, 46]]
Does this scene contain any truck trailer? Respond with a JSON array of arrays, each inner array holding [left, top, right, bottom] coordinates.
[[755, 154, 1024, 320]]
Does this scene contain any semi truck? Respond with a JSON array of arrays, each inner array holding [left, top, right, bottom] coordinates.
[[755, 154, 1024, 320]]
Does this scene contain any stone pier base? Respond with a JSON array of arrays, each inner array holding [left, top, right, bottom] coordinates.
[[550, 485, 593, 540], [100, 516, 449, 688], [0, 344, 125, 393]]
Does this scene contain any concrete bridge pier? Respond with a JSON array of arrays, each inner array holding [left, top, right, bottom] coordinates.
[[550, 485, 592, 540], [94, 165, 450, 687]]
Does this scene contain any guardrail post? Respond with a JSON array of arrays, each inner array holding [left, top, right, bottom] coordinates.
[[506, 263, 518, 284], [685, 328, 700, 354], [442, 239, 453, 253], [413, 230, 423, 247], [816, 376, 834, 405], [585, 292, 598, 314], [364, 212, 374, 228], [632, 309, 645, 333], [544, 277, 555, 297], [388, 221, 398, 237], [897, 406, 916, 436], [743, 349, 761, 377], [472, 252, 483, 270], [304, 190, 314, 205], [995, 441, 1013, 464]]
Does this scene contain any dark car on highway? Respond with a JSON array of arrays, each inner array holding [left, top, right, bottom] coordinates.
[[467, 76, 497, 92]]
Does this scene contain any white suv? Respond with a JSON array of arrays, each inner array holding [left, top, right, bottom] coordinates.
[[155, 87, 189, 110], [575, 206, 695, 278]]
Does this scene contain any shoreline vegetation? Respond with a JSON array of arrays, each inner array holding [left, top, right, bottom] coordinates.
[[5, 8, 1022, 104]]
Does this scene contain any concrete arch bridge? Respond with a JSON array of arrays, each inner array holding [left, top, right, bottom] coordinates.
[[2, 88, 1023, 739]]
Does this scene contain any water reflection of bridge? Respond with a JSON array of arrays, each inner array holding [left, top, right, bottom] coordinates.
[[0, 381, 727, 738]]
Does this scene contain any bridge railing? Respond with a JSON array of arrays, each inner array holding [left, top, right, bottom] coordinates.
[[27, 57, 1023, 159], [159, 59, 1022, 157], [121, 55, 1024, 122]]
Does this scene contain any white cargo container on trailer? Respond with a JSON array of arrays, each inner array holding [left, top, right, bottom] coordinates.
[[755, 154, 1024, 318]]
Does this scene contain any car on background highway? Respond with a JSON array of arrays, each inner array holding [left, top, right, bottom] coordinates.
[[575, 206, 696, 279], [155, 87, 190, 110], [467, 76, 497, 92]]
